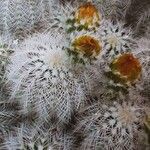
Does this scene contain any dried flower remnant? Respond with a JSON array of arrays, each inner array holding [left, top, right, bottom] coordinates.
[[110, 53, 142, 83], [72, 35, 102, 57], [63, 1, 101, 33], [69, 35, 102, 64], [75, 2, 101, 27]]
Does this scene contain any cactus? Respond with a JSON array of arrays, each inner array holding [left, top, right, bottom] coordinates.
[[0, 0, 57, 39], [1, 121, 74, 150], [74, 100, 146, 150], [7, 32, 89, 125], [0, 1, 149, 149]]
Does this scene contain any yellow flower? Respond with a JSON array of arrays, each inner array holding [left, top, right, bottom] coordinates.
[[75, 2, 100, 27], [111, 53, 142, 83], [72, 35, 102, 58]]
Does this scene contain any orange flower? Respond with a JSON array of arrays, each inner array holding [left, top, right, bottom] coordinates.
[[111, 53, 142, 82], [72, 35, 102, 57], [75, 2, 100, 26]]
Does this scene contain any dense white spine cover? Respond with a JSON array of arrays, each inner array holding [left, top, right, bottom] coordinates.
[[0, 0, 55, 36], [97, 20, 135, 61], [2, 122, 74, 150], [0, 1, 149, 149], [7, 32, 89, 124], [75, 100, 146, 150]]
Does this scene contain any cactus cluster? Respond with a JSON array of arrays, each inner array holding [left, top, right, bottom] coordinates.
[[0, 0, 150, 149]]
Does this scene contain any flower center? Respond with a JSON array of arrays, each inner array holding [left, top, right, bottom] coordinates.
[[108, 35, 118, 48], [48, 53, 64, 68], [72, 35, 102, 57], [111, 53, 142, 82], [118, 108, 134, 125], [75, 2, 100, 26]]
